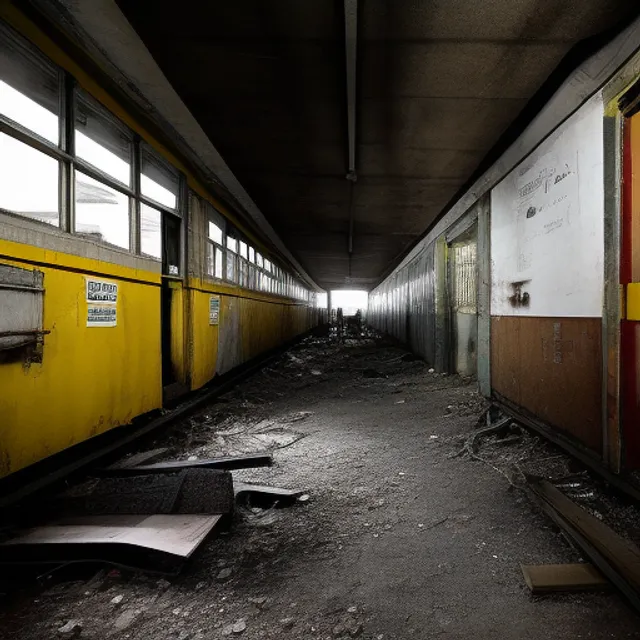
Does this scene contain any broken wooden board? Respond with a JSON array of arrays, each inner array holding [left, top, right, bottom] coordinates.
[[0, 514, 222, 573], [526, 476, 640, 612], [521, 563, 609, 594], [99, 453, 273, 475]]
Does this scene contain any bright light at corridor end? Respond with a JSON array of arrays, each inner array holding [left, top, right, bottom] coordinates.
[[330, 290, 368, 316]]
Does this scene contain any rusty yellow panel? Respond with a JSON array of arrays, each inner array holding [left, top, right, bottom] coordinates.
[[189, 289, 220, 390], [627, 282, 640, 320], [0, 256, 162, 478], [168, 282, 188, 385]]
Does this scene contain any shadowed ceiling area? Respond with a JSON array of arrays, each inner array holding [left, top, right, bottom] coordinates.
[[116, 0, 637, 290]]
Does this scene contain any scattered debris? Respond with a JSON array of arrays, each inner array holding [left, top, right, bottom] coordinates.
[[57, 620, 82, 636], [229, 619, 247, 635], [216, 567, 233, 582], [113, 609, 141, 631], [280, 617, 295, 629], [110, 594, 124, 605]]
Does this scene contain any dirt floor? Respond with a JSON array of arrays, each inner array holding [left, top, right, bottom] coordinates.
[[2, 333, 640, 639]]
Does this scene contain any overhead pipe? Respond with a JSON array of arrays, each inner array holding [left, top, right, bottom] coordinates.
[[344, 0, 358, 179], [344, 0, 358, 276]]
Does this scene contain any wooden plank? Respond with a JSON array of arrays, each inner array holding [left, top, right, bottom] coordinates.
[[520, 563, 609, 594], [527, 477, 640, 611], [101, 453, 273, 475]]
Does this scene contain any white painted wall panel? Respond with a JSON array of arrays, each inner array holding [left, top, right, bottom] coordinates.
[[491, 94, 604, 317]]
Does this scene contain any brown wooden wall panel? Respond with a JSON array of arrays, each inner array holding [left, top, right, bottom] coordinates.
[[491, 316, 602, 455]]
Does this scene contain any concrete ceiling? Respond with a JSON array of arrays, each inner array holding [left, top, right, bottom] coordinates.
[[115, 0, 638, 290]]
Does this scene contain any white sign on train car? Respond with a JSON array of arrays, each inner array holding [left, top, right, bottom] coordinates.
[[86, 278, 118, 303], [85, 278, 118, 327]]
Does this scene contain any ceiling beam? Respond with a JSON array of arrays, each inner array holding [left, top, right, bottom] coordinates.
[[344, 0, 358, 178]]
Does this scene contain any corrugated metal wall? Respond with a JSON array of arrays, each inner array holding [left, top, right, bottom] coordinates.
[[369, 241, 437, 365]]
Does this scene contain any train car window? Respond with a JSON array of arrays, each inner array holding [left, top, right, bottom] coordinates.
[[141, 144, 179, 210], [239, 240, 248, 259], [248, 247, 255, 263], [226, 236, 237, 253], [239, 257, 248, 288], [0, 133, 59, 226], [0, 25, 61, 145], [206, 214, 224, 279], [256, 253, 263, 268], [140, 203, 162, 259], [226, 247, 237, 282], [75, 171, 129, 249], [208, 221, 223, 246], [75, 91, 132, 186], [205, 244, 224, 279], [264, 259, 272, 273]]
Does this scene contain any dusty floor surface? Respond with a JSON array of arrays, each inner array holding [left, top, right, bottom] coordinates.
[[2, 334, 640, 639]]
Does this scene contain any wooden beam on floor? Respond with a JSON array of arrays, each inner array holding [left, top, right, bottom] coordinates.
[[521, 563, 609, 594], [526, 476, 640, 612]]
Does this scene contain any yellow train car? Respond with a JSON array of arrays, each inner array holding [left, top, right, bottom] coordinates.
[[0, 7, 321, 480]]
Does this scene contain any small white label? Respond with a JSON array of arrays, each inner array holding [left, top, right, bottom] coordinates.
[[209, 296, 220, 326], [86, 278, 118, 303], [87, 304, 117, 327]]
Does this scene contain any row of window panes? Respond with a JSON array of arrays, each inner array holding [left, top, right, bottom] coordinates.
[[203, 200, 310, 300], [0, 22, 311, 298], [0, 24, 179, 266]]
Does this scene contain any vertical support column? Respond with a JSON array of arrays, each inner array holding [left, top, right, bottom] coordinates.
[[180, 178, 192, 391], [434, 236, 449, 372], [477, 194, 492, 397], [602, 112, 622, 472], [131, 135, 141, 255], [61, 72, 75, 234]]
